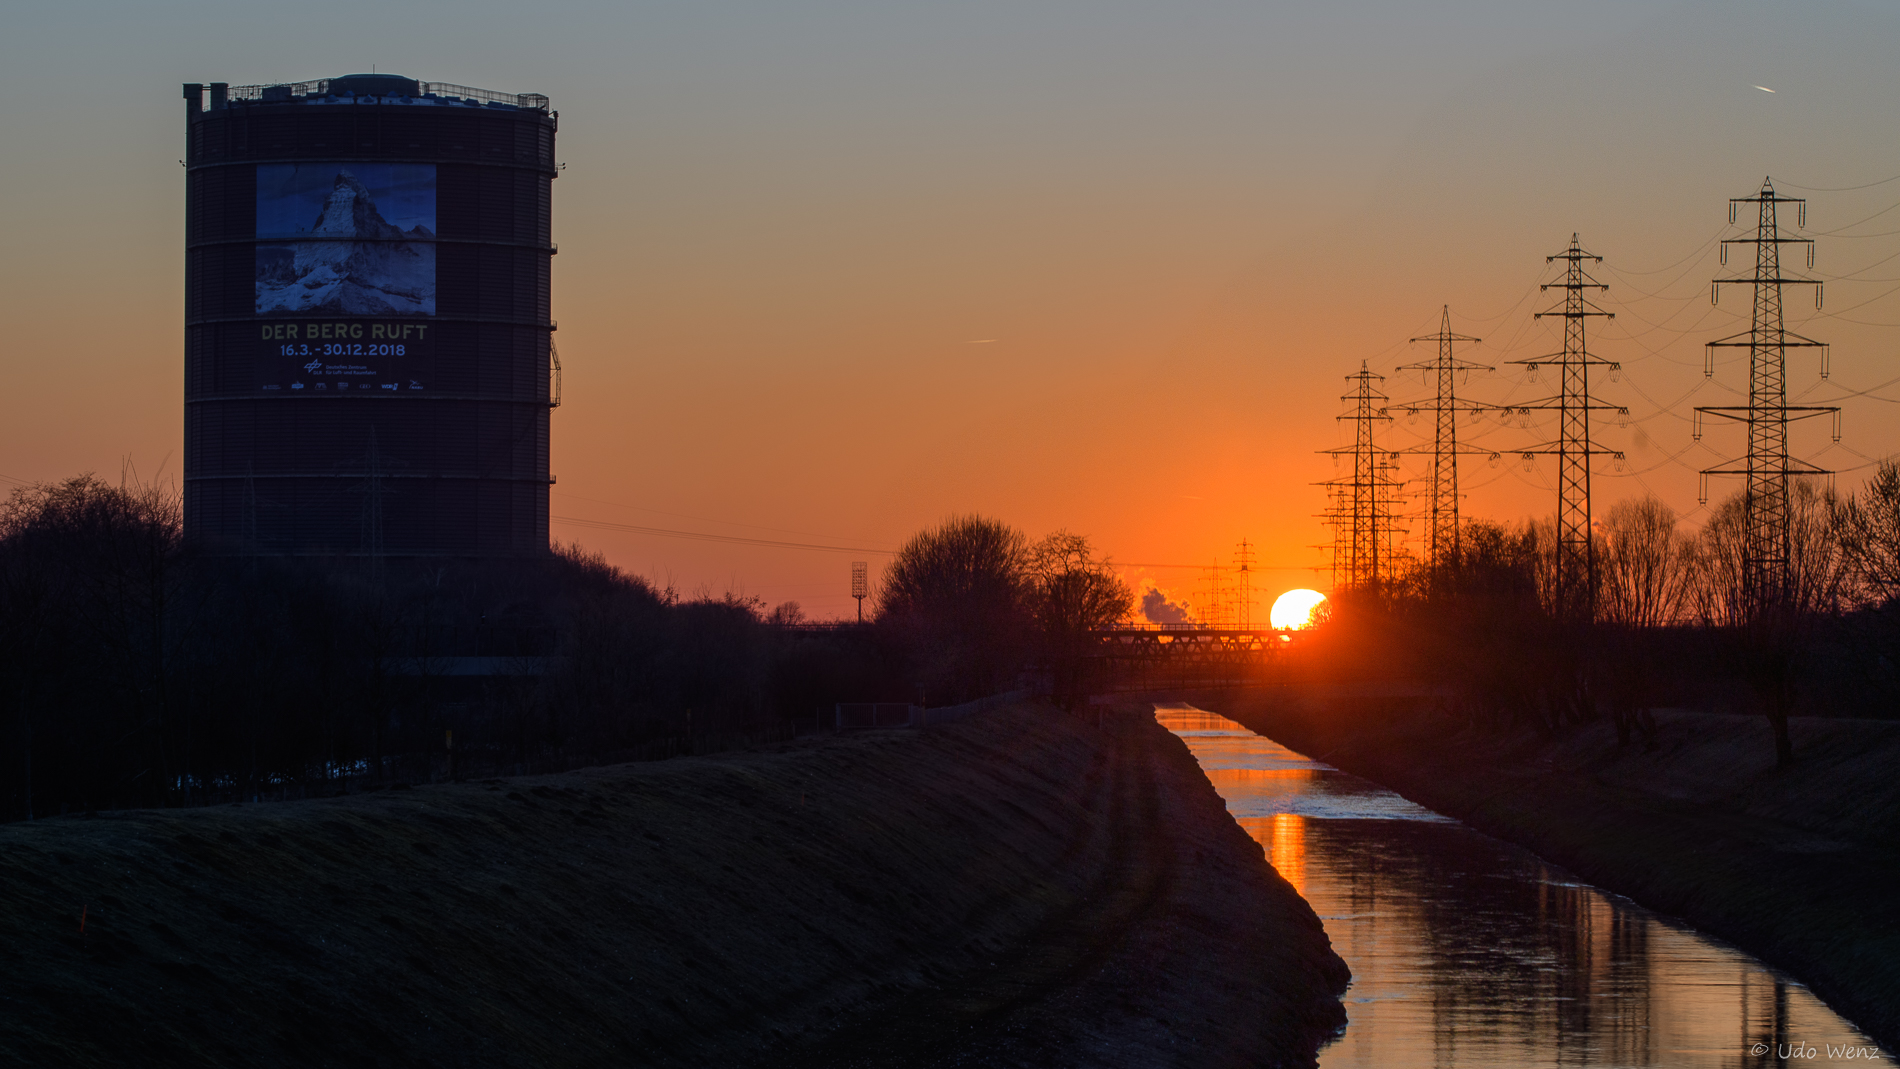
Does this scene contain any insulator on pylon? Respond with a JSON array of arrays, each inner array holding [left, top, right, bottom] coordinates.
[[1821, 346, 1831, 379]]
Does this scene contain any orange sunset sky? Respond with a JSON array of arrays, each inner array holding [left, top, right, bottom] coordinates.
[[6, 1, 1900, 619]]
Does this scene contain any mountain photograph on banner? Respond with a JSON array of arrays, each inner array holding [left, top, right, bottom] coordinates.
[[255, 163, 436, 317]]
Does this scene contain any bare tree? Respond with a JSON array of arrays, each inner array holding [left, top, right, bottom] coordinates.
[[0, 475, 187, 806], [1026, 532, 1133, 707], [0, 537, 53, 818], [1831, 459, 1900, 606], [1692, 478, 1845, 765], [1830, 460, 1900, 704], [1590, 496, 1696, 748], [877, 515, 1032, 702], [765, 601, 807, 628], [1598, 495, 1694, 629], [1689, 492, 1745, 629], [1694, 478, 1844, 626]]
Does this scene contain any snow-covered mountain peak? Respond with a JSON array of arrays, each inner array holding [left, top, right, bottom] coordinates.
[[310, 171, 409, 240]]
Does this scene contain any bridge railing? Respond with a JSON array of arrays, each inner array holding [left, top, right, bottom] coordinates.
[[1076, 627, 1311, 693]]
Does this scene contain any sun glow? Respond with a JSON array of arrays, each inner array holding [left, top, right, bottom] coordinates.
[[1270, 589, 1327, 630]]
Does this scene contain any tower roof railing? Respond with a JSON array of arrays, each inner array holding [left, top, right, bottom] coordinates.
[[223, 79, 549, 111]]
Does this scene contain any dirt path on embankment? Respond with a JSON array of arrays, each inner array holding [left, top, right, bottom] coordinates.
[[0, 703, 1346, 1069], [1199, 686, 1900, 1056]]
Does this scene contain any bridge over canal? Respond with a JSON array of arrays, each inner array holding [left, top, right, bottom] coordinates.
[[1079, 628, 1308, 691]]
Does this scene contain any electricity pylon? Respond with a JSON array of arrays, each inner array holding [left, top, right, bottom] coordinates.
[[1318, 362, 1405, 592], [1315, 490, 1351, 592], [1694, 177, 1838, 622], [1197, 563, 1229, 629], [1512, 236, 1626, 623], [1397, 306, 1497, 567], [1233, 539, 1256, 629]]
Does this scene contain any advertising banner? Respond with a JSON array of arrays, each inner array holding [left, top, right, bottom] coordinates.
[[253, 163, 436, 392]]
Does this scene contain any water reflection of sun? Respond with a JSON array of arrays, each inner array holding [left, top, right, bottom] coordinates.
[[1270, 813, 1307, 893], [1245, 812, 1303, 895]]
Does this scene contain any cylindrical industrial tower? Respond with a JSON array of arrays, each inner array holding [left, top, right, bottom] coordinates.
[[182, 73, 557, 557]]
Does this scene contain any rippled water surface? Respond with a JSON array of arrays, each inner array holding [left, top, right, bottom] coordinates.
[[1157, 704, 1894, 1069]]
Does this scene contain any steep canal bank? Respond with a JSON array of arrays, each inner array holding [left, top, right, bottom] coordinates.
[[1158, 704, 1892, 1067], [0, 703, 1347, 1069], [1198, 686, 1900, 1057]]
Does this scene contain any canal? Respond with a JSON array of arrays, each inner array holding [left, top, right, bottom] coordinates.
[[1156, 704, 1894, 1069]]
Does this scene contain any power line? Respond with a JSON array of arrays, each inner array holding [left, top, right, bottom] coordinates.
[[1806, 197, 1900, 236], [1804, 225, 1900, 240], [551, 515, 898, 555], [1603, 228, 1726, 276], [1810, 278, 1900, 316], [553, 490, 897, 546], [1782, 172, 1900, 193]]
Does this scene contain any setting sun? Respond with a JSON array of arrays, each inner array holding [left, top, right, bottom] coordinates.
[[1270, 589, 1328, 630]]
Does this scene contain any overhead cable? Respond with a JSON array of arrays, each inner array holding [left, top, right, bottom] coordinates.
[[551, 515, 898, 555]]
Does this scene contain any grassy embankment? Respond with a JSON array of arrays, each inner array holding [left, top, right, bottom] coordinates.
[[1200, 686, 1900, 1055], [0, 703, 1347, 1069]]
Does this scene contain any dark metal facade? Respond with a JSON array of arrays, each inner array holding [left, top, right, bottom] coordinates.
[[183, 74, 556, 557]]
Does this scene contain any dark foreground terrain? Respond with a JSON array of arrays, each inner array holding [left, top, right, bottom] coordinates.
[[0, 703, 1347, 1068], [1202, 686, 1900, 1056]]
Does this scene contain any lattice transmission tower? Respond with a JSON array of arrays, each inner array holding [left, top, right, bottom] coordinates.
[[1397, 306, 1497, 567], [1513, 236, 1626, 622], [1693, 177, 1838, 622], [1233, 539, 1256, 629], [1318, 362, 1405, 592]]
